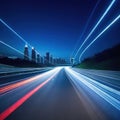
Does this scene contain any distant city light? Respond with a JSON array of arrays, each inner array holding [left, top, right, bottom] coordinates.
[[25, 44, 28, 47]]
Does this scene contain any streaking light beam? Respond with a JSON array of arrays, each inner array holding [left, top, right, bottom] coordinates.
[[65, 67, 120, 110], [0, 68, 60, 94], [74, 0, 116, 59], [0, 41, 24, 56], [79, 14, 120, 61], [0, 19, 41, 56], [0, 40, 31, 59], [70, 0, 101, 58], [0, 68, 61, 120], [0, 19, 27, 44]]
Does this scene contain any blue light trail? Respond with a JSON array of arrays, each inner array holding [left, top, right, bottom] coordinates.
[[0, 19, 40, 56], [0, 40, 24, 56], [79, 14, 120, 61], [65, 67, 120, 110], [0, 19, 27, 44], [0, 40, 31, 60], [74, 0, 116, 59], [70, 0, 101, 58]]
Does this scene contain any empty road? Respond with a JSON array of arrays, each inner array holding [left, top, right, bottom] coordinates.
[[0, 67, 120, 120]]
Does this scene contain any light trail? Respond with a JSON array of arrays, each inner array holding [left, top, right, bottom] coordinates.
[[0, 40, 39, 61], [0, 68, 49, 79], [70, 0, 101, 58], [0, 41, 24, 56], [0, 67, 60, 94], [76, 72, 120, 96], [79, 14, 120, 61], [0, 19, 40, 56], [72, 69, 120, 90], [0, 19, 27, 44], [74, 0, 116, 59], [82, 71, 120, 81], [0, 40, 31, 60], [65, 67, 120, 110], [0, 68, 61, 120]]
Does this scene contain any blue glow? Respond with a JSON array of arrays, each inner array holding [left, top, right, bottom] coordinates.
[[0, 41, 31, 60], [0, 19, 40, 56], [0, 19, 27, 44], [25, 44, 28, 47], [0, 41, 24, 56], [74, 0, 116, 59], [79, 14, 120, 61], [65, 67, 120, 110], [70, 0, 101, 58]]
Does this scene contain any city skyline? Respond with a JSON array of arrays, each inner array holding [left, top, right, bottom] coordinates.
[[0, 1, 120, 120], [0, 0, 120, 62], [23, 44, 67, 65]]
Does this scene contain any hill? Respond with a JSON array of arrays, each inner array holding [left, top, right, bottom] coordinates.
[[76, 44, 120, 70]]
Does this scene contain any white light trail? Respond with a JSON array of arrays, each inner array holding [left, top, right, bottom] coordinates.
[[74, 0, 116, 59], [79, 14, 120, 61], [70, 0, 101, 58], [0, 67, 62, 93], [0, 41, 24, 56], [0, 40, 31, 60], [0, 19, 41, 56], [65, 67, 120, 110], [0, 19, 27, 44]]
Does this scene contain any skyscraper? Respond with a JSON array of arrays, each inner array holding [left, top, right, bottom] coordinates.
[[46, 52, 50, 64], [40, 56, 44, 64], [24, 44, 29, 60], [70, 58, 74, 64], [50, 55, 53, 64], [31, 47, 36, 62], [37, 54, 40, 63]]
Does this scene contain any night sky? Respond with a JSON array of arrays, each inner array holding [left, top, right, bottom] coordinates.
[[0, 0, 120, 61]]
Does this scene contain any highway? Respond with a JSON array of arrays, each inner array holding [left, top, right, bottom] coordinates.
[[0, 67, 120, 120]]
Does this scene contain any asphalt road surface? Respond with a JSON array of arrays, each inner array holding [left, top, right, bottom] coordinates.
[[0, 67, 120, 120]]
